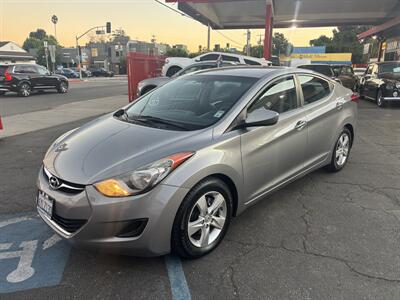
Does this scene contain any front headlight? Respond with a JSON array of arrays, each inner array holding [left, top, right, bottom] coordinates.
[[396, 82, 400, 89], [94, 152, 194, 197]]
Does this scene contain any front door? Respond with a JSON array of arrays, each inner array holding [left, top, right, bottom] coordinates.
[[241, 75, 307, 204]]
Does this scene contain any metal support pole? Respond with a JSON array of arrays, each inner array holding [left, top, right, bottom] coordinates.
[[207, 23, 211, 51], [246, 29, 251, 56], [263, 3, 273, 60], [76, 36, 83, 80]]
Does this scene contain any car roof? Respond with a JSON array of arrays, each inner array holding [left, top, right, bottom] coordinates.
[[193, 66, 303, 79]]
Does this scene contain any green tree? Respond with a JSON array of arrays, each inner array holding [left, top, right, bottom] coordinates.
[[272, 32, 293, 56], [248, 32, 293, 58], [309, 26, 372, 64], [166, 48, 188, 57], [22, 29, 60, 67]]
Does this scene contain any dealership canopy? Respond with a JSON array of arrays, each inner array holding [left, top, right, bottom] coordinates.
[[167, 0, 400, 29], [166, 0, 400, 59]]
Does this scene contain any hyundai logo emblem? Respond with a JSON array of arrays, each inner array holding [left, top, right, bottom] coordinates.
[[49, 176, 61, 189], [55, 143, 68, 153]]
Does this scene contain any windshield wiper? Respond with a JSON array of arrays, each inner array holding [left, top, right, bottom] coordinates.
[[136, 115, 191, 131]]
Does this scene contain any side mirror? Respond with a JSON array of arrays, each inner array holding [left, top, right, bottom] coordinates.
[[194, 58, 200, 62], [237, 108, 279, 129]]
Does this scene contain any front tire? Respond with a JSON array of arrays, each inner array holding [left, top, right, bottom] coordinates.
[[18, 83, 31, 97], [57, 81, 68, 94], [376, 89, 385, 108], [172, 178, 232, 259], [325, 128, 352, 172]]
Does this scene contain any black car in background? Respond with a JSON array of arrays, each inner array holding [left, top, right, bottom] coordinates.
[[298, 64, 358, 91], [90, 68, 114, 77], [0, 64, 69, 97], [359, 61, 400, 107]]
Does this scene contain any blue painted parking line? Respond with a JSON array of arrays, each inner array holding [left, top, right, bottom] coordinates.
[[165, 254, 191, 300], [0, 213, 70, 294]]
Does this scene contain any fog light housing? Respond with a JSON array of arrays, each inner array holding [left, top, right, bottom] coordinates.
[[393, 91, 399, 97], [116, 218, 148, 238]]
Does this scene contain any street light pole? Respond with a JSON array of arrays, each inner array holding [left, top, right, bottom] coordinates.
[[75, 36, 82, 80]]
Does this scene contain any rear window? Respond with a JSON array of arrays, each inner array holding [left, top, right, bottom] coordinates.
[[299, 65, 333, 77], [244, 59, 261, 65], [0, 65, 9, 75]]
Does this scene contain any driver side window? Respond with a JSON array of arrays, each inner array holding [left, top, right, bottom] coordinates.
[[249, 76, 298, 114]]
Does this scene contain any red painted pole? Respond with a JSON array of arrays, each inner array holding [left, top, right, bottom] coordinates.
[[0, 116, 3, 130], [263, 3, 273, 60]]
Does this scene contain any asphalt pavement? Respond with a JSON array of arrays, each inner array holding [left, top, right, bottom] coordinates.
[[0, 77, 128, 117], [1, 97, 400, 299]]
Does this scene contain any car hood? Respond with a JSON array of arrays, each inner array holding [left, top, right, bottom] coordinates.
[[43, 115, 211, 185], [140, 76, 171, 87]]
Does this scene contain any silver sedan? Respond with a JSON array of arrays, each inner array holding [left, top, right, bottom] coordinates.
[[37, 66, 357, 258]]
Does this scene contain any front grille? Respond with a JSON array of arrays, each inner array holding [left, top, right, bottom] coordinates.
[[52, 212, 87, 233], [43, 166, 85, 194]]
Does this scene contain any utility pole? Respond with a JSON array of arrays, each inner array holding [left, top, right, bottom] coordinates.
[[246, 29, 251, 56], [207, 23, 211, 51], [51, 15, 58, 40]]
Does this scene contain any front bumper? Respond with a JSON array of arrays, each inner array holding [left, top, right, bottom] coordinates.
[[382, 97, 400, 101], [36, 167, 189, 256]]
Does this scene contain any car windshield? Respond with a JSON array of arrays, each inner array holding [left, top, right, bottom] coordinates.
[[380, 63, 400, 74], [124, 74, 258, 131]]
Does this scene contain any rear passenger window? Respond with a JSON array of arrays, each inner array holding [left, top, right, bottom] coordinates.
[[299, 75, 331, 105], [244, 59, 261, 65], [221, 55, 240, 62], [249, 76, 298, 114], [199, 54, 219, 61]]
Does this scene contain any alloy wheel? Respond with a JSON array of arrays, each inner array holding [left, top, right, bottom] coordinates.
[[20, 84, 30, 97], [59, 82, 68, 93], [187, 191, 227, 248], [335, 133, 350, 167], [377, 90, 383, 107]]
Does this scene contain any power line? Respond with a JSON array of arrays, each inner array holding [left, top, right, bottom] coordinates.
[[153, 0, 194, 19], [214, 30, 245, 47], [154, 0, 245, 48]]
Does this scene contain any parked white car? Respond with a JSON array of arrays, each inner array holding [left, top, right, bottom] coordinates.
[[162, 52, 272, 77]]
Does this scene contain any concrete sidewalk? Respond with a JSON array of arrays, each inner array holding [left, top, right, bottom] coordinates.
[[0, 95, 128, 138]]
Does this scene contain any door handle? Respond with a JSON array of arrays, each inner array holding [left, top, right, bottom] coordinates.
[[295, 120, 307, 131]]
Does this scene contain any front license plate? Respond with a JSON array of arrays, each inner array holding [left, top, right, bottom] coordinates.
[[37, 190, 54, 218]]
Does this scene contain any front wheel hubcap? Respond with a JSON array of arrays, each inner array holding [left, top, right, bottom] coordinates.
[[21, 85, 30, 96], [336, 133, 350, 166], [187, 191, 227, 248]]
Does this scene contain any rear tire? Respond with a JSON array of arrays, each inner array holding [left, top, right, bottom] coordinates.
[[171, 177, 232, 259], [325, 128, 352, 172], [18, 83, 31, 97], [166, 66, 182, 77]]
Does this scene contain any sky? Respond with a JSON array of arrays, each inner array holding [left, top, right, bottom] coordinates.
[[0, 0, 334, 51]]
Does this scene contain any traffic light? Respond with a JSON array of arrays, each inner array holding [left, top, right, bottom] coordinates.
[[106, 22, 111, 34]]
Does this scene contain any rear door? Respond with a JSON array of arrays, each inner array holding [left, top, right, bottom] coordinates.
[[297, 74, 339, 167], [14, 65, 41, 87], [241, 75, 308, 202]]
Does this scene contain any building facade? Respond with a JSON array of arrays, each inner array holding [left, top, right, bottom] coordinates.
[[0, 41, 35, 65]]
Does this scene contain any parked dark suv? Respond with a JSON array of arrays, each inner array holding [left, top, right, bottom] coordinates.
[[359, 61, 400, 107], [298, 64, 358, 91], [0, 64, 69, 97], [90, 68, 114, 77]]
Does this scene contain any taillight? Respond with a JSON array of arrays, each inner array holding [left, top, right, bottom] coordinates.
[[4, 69, 12, 81], [351, 92, 359, 103]]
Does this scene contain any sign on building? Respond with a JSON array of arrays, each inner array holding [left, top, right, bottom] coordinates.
[[91, 48, 98, 57], [363, 43, 370, 55]]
